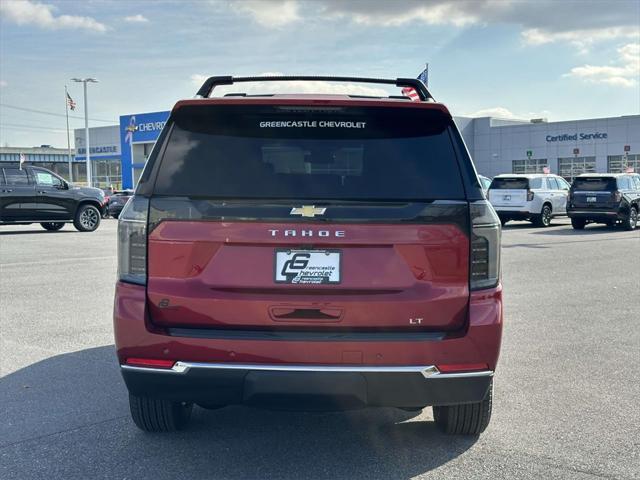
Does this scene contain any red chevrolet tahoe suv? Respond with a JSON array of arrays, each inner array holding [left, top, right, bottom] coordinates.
[[114, 76, 503, 435]]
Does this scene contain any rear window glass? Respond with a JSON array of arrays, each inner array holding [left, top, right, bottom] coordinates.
[[3, 168, 30, 185], [153, 105, 465, 200], [572, 177, 616, 191], [490, 178, 528, 190]]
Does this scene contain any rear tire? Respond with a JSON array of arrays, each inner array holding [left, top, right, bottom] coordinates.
[[571, 218, 586, 230], [129, 394, 193, 432], [433, 380, 493, 435], [532, 204, 552, 227], [623, 207, 637, 231], [40, 222, 64, 231], [73, 204, 101, 232]]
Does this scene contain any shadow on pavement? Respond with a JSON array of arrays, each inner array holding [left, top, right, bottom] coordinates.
[[0, 228, 76, 235], [530, 225, 623, 236], [1, 346, 477, 480]]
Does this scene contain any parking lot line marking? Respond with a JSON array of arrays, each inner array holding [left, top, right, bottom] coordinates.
[[1, 256, 116, 267]]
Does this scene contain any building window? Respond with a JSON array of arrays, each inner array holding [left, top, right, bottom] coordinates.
[[512, 158, 547, 174], [92, 159, 122, 189], [558, 156, 596, 181], [608, 154, 639, 173]]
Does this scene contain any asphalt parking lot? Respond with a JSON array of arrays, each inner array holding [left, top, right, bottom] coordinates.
[[1, 218, 639, 480]]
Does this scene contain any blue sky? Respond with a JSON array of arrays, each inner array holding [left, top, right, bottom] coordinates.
[[1, 0, 639, 147]]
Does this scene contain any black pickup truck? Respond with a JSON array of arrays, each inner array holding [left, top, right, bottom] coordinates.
[[568, 173, 640, 230]]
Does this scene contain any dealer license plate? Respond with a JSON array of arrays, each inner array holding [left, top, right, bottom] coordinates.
[[587, 197, 597, 202], [274, 249, 341, 284]]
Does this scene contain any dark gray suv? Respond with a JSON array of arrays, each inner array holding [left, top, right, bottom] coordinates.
[[568, 173, 640, 230], [0, 166, 105, 231]]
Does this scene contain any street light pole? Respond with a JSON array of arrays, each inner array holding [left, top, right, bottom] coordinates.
[[71, 77, 98, 186]]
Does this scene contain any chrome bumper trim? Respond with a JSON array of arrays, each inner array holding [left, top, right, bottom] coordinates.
[[121, 362, 494, 379]]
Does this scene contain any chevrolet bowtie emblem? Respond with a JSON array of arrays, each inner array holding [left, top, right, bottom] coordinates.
[[290, 205, 327, 218]]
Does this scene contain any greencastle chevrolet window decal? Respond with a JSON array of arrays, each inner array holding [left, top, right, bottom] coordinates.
[[259, 120, 366, 129]]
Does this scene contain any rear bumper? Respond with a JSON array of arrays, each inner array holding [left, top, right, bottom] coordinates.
[[567, 209, 622, 220], [114, 282, 502, 408], [121, 362, 492, 408], [492, 208, 531, 219]]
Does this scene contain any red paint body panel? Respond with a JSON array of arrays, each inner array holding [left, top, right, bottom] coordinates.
[[146, 221, 470, 330], [114, 282, 503, 369]]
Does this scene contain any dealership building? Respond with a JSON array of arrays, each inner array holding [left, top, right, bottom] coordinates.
[[3, 111, 638, 189], [456, 114, 640, 179]]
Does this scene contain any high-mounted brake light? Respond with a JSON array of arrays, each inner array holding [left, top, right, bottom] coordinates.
[[470, 201, 501, 290], [118, 196, 149, 285]]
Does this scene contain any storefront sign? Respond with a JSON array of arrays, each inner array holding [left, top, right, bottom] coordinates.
[[546, 132, 608, 142], [77, 145, 118, 155]]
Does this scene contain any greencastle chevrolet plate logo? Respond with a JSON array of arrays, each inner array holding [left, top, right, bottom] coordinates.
[[290, 206, 326, 218]]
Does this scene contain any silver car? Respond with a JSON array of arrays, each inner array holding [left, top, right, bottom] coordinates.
[[488, 174, 571, 227]]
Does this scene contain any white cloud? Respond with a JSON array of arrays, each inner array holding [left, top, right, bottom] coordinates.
[[0, 0, 107, 32], [123, 14, 149, 23], [564, 43, 640, 88], [219, 0, 639, 50], [190, 72, 389, 97], [462, 107, 553, 120], [228, 0, 300, 28], [521, 26, 639, 52], [0, 80, 7, 88], [465, 107, 520, 119], [321, 1, 479, 27], [190, 74, 208, 86]]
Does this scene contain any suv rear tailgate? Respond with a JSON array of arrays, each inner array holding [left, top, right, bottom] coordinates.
[[571, 177, 618, 209], [147, 213, 470, 332], [488, 189, 527, 207], [143, 103, 473, 333]]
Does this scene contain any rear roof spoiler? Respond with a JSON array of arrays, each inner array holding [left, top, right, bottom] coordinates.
[[194, 75, 434, 102]]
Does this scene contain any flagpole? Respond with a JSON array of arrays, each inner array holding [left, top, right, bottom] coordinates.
[[65, 85, 73, 182]]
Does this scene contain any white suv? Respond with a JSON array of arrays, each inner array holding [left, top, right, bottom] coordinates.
[[488, 174, 571, 227]]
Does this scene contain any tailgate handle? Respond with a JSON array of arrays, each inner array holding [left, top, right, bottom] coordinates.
[[270, 307, 343, 322]]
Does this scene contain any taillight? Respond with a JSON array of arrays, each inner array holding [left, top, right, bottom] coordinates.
[[612, 191, 622, 202], [527, 190, 534, 201], [470, 200, 501, 290], [118, 196, 149, 285], [125, 358, 175, 369]]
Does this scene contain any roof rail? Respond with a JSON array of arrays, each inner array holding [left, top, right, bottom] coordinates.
[[195, 75, 434, 101]]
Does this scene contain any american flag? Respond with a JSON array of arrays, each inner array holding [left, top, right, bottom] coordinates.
[[543, 166, 550, 174], [66, 92, 76, 111], [401, 86, 420, 102], [418, 65, 429, 86], [401, 65, 429, 101]]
